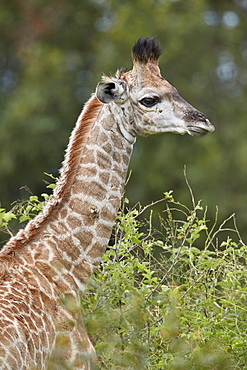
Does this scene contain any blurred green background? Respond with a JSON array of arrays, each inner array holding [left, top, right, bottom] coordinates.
[[1, 0, 247, 240]]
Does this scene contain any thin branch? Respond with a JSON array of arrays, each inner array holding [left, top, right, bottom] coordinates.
[[134, 197, 167, 218], [183, 165, 196, 209]]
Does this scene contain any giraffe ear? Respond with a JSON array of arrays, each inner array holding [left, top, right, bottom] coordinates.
[[96, 81, 125, 104]]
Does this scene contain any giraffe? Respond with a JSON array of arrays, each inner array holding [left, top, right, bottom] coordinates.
[[0, 37, 214, 369]]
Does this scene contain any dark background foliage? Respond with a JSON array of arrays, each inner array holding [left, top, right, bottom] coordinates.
[[1, 0, 247, 239]]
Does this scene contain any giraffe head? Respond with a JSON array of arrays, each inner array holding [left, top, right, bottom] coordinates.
[[96, 37, 215, 140]]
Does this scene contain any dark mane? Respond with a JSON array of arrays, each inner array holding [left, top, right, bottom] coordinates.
[[132, 37, 162, 64]]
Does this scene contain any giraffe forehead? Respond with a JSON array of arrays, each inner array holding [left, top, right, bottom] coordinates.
[[126, 77, 174, 99], [139, 77, 172, 91], [122, 64, 170, 91]]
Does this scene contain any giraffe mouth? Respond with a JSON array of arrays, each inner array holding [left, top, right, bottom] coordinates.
[[187, 127, 211, 138], [187, 120, 215, 138]]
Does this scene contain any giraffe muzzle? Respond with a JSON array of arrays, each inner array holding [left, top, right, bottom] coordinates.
[[187, 118, 215, 137], [183, 109, 215, 137]]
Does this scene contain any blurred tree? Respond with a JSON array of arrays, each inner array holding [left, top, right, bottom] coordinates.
[[0, 0, 104, 203], [1, 0, 247, 239]]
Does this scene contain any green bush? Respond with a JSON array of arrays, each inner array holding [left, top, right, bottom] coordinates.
[[82, 192, 246, 369], [1, 188, 247, 369]]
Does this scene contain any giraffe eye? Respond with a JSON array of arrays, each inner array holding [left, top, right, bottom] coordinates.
[[139, 96, 159, 107]]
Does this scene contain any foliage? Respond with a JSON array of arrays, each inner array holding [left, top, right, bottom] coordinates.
[[1, 185, 247, 368], [81, 193, 247, 369], [0, 173, 55, 241]]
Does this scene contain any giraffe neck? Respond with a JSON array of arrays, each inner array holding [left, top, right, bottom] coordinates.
[[1, 95, 134, 293], [47, 97, 134, 291]]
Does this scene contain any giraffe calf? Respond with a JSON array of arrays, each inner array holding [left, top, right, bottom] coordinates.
[[0, 37, 214, 369]]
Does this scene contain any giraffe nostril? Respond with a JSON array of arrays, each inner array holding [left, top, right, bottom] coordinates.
[[195, 112, 207, 122], [184, 110, 207, 122]]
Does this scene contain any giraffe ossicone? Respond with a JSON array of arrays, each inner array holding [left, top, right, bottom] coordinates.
[[0, 37, 214, 369]]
